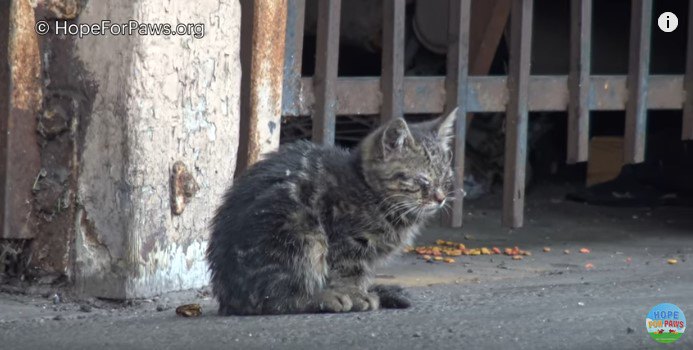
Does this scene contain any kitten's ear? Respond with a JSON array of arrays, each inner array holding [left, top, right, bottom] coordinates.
[[435, 107, 458, 147], [381, 118, 413, 157]]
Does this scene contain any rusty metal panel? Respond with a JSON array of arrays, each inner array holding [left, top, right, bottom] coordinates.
[[624, 0, 652, 164], [245, 0, 288, 167], [442, 0, 471, 228], [502, 0, 533, 228], [1, 0, 42, 239], [291, 75, 684, 116], [567, 0, 592, 164], [281, 0, 306, 116], [683, 0, 693, 140], [380, 0, 406, 123], [312, 0, 342, 145]]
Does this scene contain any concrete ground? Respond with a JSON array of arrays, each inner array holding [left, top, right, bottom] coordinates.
[[1, 186, 692, 349]]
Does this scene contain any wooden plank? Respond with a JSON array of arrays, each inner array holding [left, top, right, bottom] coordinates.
[[281, 0, 306, 114], [380, 0, 406, 122], [502, 0, 533, 228], [683, 0, 693, 140], [290, 75, 684, 116], [624, 0, 652, 164], [312, 0, 341, 145], [469, 0, 512, 75], [442, 0, 471, 228], [567, 0, 592, 164]]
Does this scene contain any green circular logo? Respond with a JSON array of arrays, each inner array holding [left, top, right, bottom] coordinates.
[[646, 303, 686, 344]]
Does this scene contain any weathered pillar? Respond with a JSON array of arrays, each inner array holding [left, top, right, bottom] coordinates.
[[72, 0, 241, 298]]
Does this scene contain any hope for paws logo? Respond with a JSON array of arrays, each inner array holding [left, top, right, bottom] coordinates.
[[646, 303, 686, 344]]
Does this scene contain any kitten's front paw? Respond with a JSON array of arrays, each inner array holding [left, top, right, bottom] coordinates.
[[316, 290, 353, 313], [349, 292, 380, 312]]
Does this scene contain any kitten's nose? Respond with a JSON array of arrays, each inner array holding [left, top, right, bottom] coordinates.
[[433, 189, 446, 204]]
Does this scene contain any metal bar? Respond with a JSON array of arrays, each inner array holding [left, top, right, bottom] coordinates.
[[567, 0, 592, 164], [442, 0, 471, 228], [380, 0, 406, 123], [312, 0, 341, 145], [290, 75, 684, 116], [624, 0, 652, 163], [683, 0, 693, 140], [244, 0, 288, 168], [502, 0, 533, 228], [281, 0, 306, 115], [1, 0, 42, 239]]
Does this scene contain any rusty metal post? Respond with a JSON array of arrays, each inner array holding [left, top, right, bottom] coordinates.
[[1, 0, 42, 239], [242, 0, 288, 169]]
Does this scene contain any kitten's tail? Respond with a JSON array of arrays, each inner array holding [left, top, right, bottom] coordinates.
[[369, 284, 411, 309]]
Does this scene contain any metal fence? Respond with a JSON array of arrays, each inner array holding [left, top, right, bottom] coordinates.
[[278, 0, 693, 228]]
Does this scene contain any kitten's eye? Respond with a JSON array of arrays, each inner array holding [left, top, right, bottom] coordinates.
[[417, 177, 431, 189], [393, 172, 410, 181]]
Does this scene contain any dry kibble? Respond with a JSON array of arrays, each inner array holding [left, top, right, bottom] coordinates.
[[448, 249, 462, 256], [543, 247, 551, 252], [522, 251, 532, 256], [512, 255, 523, 260], [579, 248, 591, 254], [480, 247, 491, 255], [457, 243, 466, 250], [435, 239, 446, 245], [492, 247, 501, 255], [443, 258, 455, 263], [433, 256, 444, 262], [585, 263, 595, 270], [469, 249, 481, 256], [175, 304, 202, 317], [564, 249, 571, 255], [667, 259, 678, 265], [422, 255, 432, 261]]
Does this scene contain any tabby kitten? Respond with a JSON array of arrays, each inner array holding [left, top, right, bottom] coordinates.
[[207, 109, 459, 315]]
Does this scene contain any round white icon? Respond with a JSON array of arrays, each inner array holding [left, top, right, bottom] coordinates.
[[658, 12, 678, 32]]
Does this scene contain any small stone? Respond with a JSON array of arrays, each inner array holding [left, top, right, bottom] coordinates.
[[412, 332, 422, 338], [577, 302, 585, 307], [467, 269, 473, 273], [52, 294, 61, 304], [53, 315, 64, 321], [156, 305, 166, 312], [627, 327, 635, 334], [80, 304, 92, 313]]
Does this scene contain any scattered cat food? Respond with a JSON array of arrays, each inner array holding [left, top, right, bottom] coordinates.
[[512, 255, 523, 260], [443, 258, 455, 263], [543, 247, 551, 252], [585, 263, 594, 270], [579, 248, 591, 254], [667, 259, 678, 265], [407, 240, 530, 263], [563, 249, 571, 254], [175, 304, 202, 317]]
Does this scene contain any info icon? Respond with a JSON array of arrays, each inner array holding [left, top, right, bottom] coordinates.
[[658, 12, 678, 32]]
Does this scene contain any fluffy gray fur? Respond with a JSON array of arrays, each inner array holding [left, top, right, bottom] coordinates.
[[207, 109, 459, 315]]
